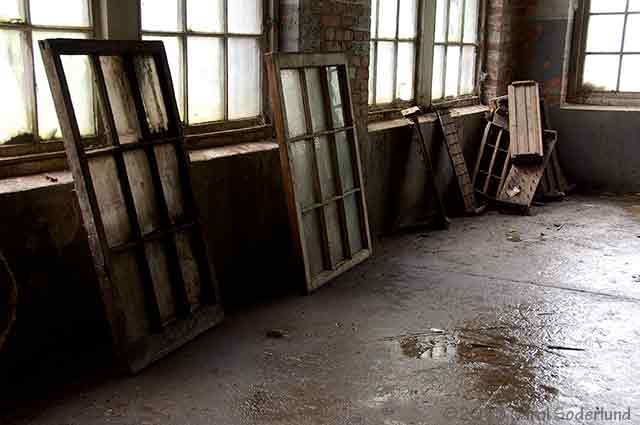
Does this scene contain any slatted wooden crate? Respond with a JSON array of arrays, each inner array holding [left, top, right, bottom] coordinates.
[[472, 122, 511, 200], [508, 81, 544, 163]]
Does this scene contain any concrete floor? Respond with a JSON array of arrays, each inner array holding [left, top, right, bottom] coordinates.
[[2, 194, 640, 424]]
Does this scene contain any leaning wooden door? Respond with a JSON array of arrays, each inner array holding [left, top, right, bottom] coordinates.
[[266, 52, 372, 292], [39, 39, 223, 373]]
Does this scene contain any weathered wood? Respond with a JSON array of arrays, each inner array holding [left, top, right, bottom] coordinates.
[[39, 39, 223, 373], [472, 121, 511, 199], [508, 81, 544, 163], [266, 52, 372, 293]]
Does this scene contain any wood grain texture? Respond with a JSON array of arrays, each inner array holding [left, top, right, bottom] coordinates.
[[508, 81, 543, 163]]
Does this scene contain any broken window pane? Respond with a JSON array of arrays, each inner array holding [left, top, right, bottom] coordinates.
[[0, 29, 31, 144], [281, 69, 307, 138], [463, 0, 479, 43], [30, 0, 90, 27], [187, 36, 224, 123], [33, 31, 90, 140], [435, 0, 447, 43], [624, 15, 640, 52], [141, 0, 181, 32], [378, 0, 399, 38], [396, 42, 415, 101], [370, 0, 378, 38], [619, 55, 640, 91], [143, 35, 183, 119], [228, 37, 261, 120], [61, 54, 95, 138], [228, 0, 262, 34], [448, 0, 463, 42], [432, 45, 445, 100], [445, 46, 461, 97], [460, 46, 476, 95], [586, 15, 624, 52], [398, 0, 417, 39], [187, 0, 223, 33], [590, 0, 627, 12], [583, 54, 619, 91], [376, 41, 395, 104], [0, 0, 23, 23]]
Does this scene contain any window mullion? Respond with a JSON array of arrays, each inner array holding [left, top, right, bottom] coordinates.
[[393, 0, 400, 102], [23, 0, 40, 143], [616, 0, 631, 91], [223, 0, 229, 121], [458, 0, 466, 96], [372, 0, 380, 105], [441, 0, 451, 98]]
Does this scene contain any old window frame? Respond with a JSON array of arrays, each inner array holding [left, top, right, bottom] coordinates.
[[568, 0, 640, 106]]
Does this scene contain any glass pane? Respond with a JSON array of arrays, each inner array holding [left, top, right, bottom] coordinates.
[[34, 31, 90, 140], [460, 46, 476, 95], [619, 55, 640, 91], [281, 69, 307, 137], [583, 54, 619, 91], [305, 68, 328, 132], [432, 45, 445, 100], [228, 0, 262, 34], [327, 66, 345, 127], [345, 194, 364, 255], [141, 0, 181, 31], [463, 0, 479, 43], [228, 37, 261, 120], [398, 0, 418, 39], [30, 0, 89, 26], [316, 136, 338, 197], [290, 139, 316, 207], [100, 56, 142, 144], [624, 15, 640, 52], [370, 0, 378, 38], [368, 42, 375, 104], [336, 132, 355, 191], [0, 30, 31, 145], [376, 41, 395, 104], [134, 56, 169, 134], [445, 46, 461, 97], [378, 0, 399, 38], [0, 0, 23, 23], [143, 36, 183, 119], [61, 55, 95, 138], [187, 37, 224, 124], [303, 210, 325, 277], [586, 15, 625, 52], [630, 0, 640, 11], [448, 0, 464, 42], [396, 42, 415, 101], [590, 0, 627, 12], [187, 0, 223, 32], [325, 202, 345, 267], [435, 0, 447, 43]]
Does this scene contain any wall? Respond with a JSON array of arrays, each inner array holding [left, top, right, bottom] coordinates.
[[512, 0, 640, 192]]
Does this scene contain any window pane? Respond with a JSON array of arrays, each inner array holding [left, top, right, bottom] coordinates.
[[327, 66, 345, 127], [448, 0, 464, 42], [445, 46, 461, 97], [586, 15, 625, 52], [228, 37, 261, 120], [624, 15, 640, 52], [460, 46, 476, 95], [0, 0, 23, 23], [0, 30, 31, 144], [143, 36, 183, 119], [630, 0, 640, 12], [619, 55, 640, 91], [368, 42, 375, 104], [590, 0, 627, 12], [61, 55, 95, 137], [141, 0, 181, 31], [463, 0, 479, 43], [187, 0, 223, 32], [396, 42, 415, 101], [33, 31, 89, 140], [435, 0, 447, 43], [583, 54, 619, 91], [305, 68, 328, 132], [228, 0, 262, 34], [378, 0, 399, 38], [398, 0, 417, 39], [31, 0, 89, 26], [375, 41, 395, 104], [187, 37, 224, 123], [370, 0, 378, 38], [281, 69, 306, 138], [432, 45, 445, 100]]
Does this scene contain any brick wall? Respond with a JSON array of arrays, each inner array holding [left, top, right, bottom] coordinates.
[[483, 0, 514, 102]]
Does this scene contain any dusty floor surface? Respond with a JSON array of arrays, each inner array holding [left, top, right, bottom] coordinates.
[[2, 194, 640, 424]]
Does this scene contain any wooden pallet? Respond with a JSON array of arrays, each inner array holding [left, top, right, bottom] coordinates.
[[437, 109, 477, 214], [508, 81, 544, 163], [472, 121, 511, 200]]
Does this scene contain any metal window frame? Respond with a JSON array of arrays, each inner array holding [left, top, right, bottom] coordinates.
[[139, 0, 272, 132], [568, 0, 640, 105]]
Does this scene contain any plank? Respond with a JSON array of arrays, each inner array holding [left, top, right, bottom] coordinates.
[[473, 122, 511, 199], [508, 81, 544, 163]]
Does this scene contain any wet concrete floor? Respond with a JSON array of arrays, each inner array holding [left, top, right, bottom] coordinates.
[[2, 194, 640, 424]]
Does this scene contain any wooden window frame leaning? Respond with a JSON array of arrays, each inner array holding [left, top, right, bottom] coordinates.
[[568, 0, 640, 106], [39, 38, 224, 373], [266, 52, 373, 293], [368, 0, 487, 122]]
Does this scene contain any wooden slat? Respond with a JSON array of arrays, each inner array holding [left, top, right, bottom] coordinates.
[[508, 81, 544, 163]]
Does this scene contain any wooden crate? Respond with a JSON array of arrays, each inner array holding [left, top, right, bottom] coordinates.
[[508, 81, 544, 163], [39, 39, 223, 373], [472, 122, 511, 199]]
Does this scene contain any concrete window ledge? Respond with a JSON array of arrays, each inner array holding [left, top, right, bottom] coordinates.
[[188, 140, 279, 163], [560, 103, 640, 113], [367, 104, 489, 134]]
